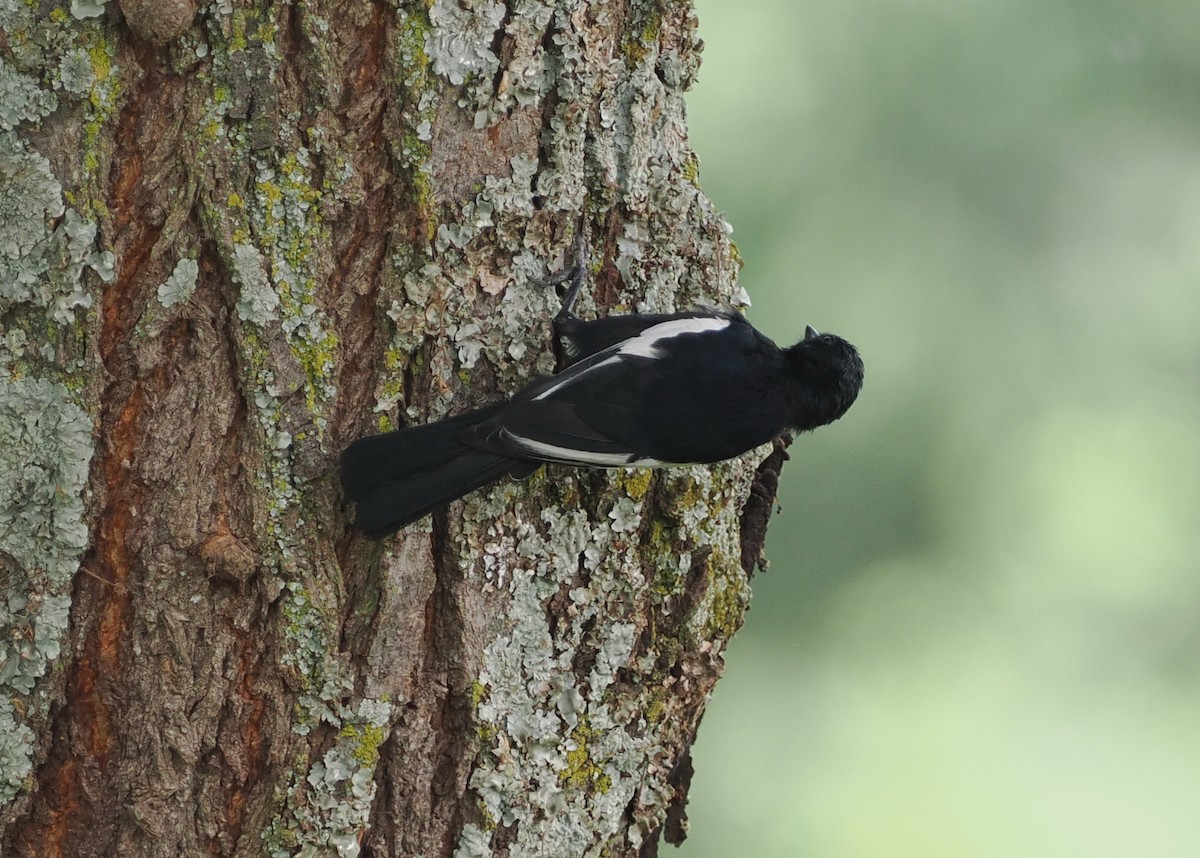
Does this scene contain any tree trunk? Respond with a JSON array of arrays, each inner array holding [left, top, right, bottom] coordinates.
[[0, 1, 783, 855]]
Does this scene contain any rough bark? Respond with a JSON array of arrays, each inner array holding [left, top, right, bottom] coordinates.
[[0, 1, 782, 856]]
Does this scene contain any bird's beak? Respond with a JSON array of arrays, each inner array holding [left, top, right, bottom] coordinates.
[[804, 325, 820, 341]]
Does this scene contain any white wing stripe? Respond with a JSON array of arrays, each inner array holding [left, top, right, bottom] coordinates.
[[616, 316, 730, 359], [501, 430, 634, 466], [534, 316, 730, 402], [532, 354, 622, 401], [501, 429, 673, 468]]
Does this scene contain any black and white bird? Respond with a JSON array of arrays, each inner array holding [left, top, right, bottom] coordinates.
[[341, 242, 864, 538]]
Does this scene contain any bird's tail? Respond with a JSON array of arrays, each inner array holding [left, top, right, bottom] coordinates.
[[340, 404, 531, 538]]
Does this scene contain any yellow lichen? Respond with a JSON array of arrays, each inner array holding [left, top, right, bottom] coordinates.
[[339, 722, 386, 767], [559, 721, 612, 794], [621, 469, 653, 501]]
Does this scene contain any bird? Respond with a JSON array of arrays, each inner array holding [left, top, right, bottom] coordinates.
[[340, 238, 864, 538]]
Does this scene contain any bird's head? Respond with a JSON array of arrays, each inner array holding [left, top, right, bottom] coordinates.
[[784, 325, 864, 430]]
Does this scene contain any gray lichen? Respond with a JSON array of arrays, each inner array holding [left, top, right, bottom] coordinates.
[[266, 581, 395, 858], [267, 696, 393, 858], [57, 48, 95, 96], [0, 58, 58, 130], [70, 0, 108, 21], [157, 256, 199, 308], [0, 0, 119, 809], [0, 132, 114, 323], [0, 376, 93, 803], [232, 242, 280, 324], [454, 823, 493, 858], [455, 460, 759, 857], [0, 133, 64, 281], [426, 0, 505, 95], [0, 698, 35, 800]]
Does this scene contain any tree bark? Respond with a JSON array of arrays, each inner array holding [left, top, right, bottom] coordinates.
[[0, 1, 780, 855]]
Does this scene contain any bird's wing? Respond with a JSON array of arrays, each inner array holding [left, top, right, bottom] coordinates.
[[464, 314, 744, 467]]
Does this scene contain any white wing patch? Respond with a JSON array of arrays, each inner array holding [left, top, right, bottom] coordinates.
[[500, 430, 634, 466], [534, 316, 730, 402], [614, 316, 731, 359]]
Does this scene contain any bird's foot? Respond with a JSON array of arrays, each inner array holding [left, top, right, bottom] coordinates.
[[530, 226, 588, 321]]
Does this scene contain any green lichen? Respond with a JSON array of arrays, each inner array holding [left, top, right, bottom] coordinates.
[[392, 6, 438, 237], [681, 153, 700, 188], [265, 697, 394, 858], [475, 673, 498, 743], [642, 687, 669, 725], [338, 720, 387, 768], [727, 239, 744, 270], [373, 340, 415, 430], [252, 18, 277, 46], [702, 549, 749, 639], [78, 34, 120, 182], [560, 721, 613, 794], [279, 582, 329, 702], [621, 11, 663, 67], [665, 472, 703, 517], [471, 679, 488, 708], [644, 519, 688, 600], [240, 148, 340, 430], [228, 7, 251, 53], [476, 799, 497, 832], [619, 468, 654, 502], [85, 35, 111, 84]]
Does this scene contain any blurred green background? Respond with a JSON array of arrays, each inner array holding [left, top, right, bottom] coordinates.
[[680, 1, 1200, 856]]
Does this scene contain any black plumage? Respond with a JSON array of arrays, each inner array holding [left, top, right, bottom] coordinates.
[[341, 247, 864, 538]]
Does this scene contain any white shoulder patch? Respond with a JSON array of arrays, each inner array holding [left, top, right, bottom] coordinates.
[[533, 315, 730, 402], [616, 316, 731, 359]]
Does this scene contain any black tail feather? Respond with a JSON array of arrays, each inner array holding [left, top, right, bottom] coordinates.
[[340, 404, 507, 494], [340, 404, 526, 538], [349, 449, 523, 537]]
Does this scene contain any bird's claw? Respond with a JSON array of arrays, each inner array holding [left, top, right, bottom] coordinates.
[[531, 227, 588, 321]]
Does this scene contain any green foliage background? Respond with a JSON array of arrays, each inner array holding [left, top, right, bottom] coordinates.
[[681, 1, 1200, 855]]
